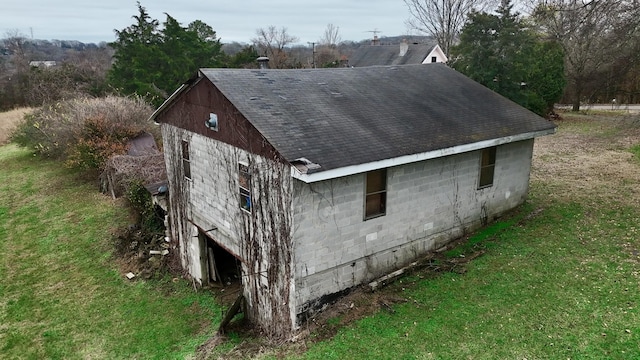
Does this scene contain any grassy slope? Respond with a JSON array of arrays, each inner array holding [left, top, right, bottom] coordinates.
[[0, 107, 31, 145], [0, 144, 220, 359]]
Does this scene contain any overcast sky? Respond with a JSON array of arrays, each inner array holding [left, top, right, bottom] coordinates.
[[2, 0, 417, 45]]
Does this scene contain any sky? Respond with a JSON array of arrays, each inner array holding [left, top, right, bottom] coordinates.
[[1, 0, 417, 45]]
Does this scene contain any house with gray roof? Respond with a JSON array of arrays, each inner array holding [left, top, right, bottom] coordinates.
[[348, 39, 447, 67], [150, 64, 555, 338]]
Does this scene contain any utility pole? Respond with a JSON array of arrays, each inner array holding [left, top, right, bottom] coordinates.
[[308, 42, 316, 68]]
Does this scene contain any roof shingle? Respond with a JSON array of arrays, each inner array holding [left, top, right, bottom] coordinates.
[[199, 64, 555, 173]]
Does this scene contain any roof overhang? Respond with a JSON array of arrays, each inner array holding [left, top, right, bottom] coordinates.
[[291, 128, 555, 183]]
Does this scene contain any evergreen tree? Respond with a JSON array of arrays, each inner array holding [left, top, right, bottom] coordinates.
[[108, 3, 225, 106], [108, 3, 164, 104], [450, 0, 565, 116]]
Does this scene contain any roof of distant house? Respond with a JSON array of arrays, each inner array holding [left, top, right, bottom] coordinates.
[[348, 41, 437, 67]]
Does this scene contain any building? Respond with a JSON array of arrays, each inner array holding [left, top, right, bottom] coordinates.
[[347, 39, 447, 67], [150, 64, 555, 338]]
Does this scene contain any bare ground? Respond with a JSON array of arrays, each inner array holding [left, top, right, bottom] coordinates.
[[197, 111, 640, 359], [0, 107, 31, 144]]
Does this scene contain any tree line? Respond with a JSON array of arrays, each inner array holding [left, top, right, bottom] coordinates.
[[2, 0, 639, 113]]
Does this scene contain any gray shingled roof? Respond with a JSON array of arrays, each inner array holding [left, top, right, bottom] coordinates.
[[348, 42, 436, 67], [200, 64, 555, 173]]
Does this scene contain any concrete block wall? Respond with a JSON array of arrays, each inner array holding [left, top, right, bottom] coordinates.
[[292, 140, 535, 316], [162, 126, 252, 282]]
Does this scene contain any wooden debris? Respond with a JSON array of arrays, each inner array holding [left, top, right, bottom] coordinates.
[[218, 294, 245, 335]]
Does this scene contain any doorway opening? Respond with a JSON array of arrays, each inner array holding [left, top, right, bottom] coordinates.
[[201, 234, 241, 287]]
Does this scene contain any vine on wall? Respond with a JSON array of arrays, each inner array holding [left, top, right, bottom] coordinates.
[[216, 143, 294, 339]]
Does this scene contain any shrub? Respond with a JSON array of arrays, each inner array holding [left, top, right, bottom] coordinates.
[[11, 96, 157, 171], [126, 180, 165, 235]]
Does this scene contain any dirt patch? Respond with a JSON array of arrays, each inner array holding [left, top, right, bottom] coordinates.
[[0, 107, 32, 144], [531, 112, 640, 206]]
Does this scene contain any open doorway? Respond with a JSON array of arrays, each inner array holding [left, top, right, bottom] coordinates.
[[200, 233, 241, 287]]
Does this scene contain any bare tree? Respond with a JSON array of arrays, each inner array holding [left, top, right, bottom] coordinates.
[[251, 26, 299, 69], [403, 0, 497, 56], [531, 0, 640, 110], [319, 23, 342, 48], [4, 30, 28, 70]]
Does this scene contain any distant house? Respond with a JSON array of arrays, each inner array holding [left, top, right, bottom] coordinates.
[[348, 39, 447, 67], [150, 64, 555, 338], [28, 60, 57, 68]]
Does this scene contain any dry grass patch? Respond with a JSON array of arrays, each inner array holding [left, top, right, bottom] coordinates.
[[532, 112, 640, 206], [0, 108, 32, 144]]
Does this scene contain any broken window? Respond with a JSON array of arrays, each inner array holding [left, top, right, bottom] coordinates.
[[364, 169, 387, 220], [181, 140, 191, 180], [478, 146, 497, 188], [239, 163, 251, 212]]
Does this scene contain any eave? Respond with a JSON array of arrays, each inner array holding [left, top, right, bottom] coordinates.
[[291, 128, 555, 183]]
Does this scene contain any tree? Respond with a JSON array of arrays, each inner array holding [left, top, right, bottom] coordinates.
[[319, 23, 342, 48], [108, 3, 163, 104], [108, 3, 225, 106], [451, 0, 565, 115], [531, 0, 640, 110], [251, 26, 299, 69], [403, 0, 497, 57], [227, 45, 260, 68], [158, 14, 225, 92], [314, 24, 343, 68]]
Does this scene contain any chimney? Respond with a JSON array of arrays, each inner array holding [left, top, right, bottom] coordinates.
[[257, 56, 269, 69], [371, 35, 380, 46], [399, 39, 408, 57]]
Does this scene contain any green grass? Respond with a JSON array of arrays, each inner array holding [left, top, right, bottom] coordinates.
[[0, 144, 220, 359], [631, 144, 640, 162]]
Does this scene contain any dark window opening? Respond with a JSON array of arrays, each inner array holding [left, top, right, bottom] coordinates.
[[239, 163, 251, 212], [431, 56, 437, 63], [479, 147, 497, 188], [365, 169, 387, 220], [181, 140, 191, 179]]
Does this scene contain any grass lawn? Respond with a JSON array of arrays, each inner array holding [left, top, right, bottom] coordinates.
[[0, 144, 221, 359]]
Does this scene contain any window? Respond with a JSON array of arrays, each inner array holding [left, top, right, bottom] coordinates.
[[181, 140, 191, 179], [239, 163, 251, 212], [431, 56, 437, 63], [478, 147, 497, 188], [364, 169, 387, 219]]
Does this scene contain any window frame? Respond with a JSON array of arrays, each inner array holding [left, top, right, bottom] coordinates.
[[238, 163, 252, 213], [478, 146, 497, 189], [364, 169, 387, 220], [181, 140, 191, 180]]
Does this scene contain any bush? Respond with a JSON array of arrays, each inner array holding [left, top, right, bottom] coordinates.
[[11, 96, 157, 171]]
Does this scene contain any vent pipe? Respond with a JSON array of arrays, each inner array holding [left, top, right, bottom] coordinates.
[[257, 56, 270, 69], [399, 39, 408, 57]]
